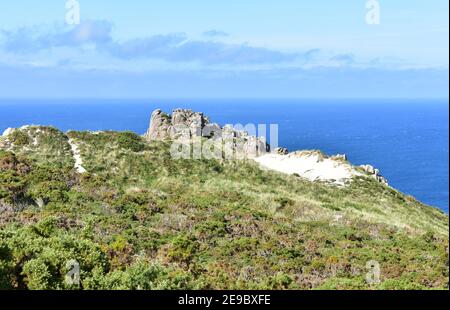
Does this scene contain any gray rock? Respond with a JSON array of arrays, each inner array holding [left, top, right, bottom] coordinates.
[[202, 123, 222, 139], [145, 108, 271, 158], [274, 147, 289, 155], [146, 109, 210, 141], [332, 154, 347, 161], [360, 164, 388, 186], [145, 109, 172, 141], [360, 164, 375, 174], [35, 197, 45, 208]]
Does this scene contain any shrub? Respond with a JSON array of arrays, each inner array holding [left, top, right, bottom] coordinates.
[[0, 221, 109, 289], [378, 278, 427, 290], [9, 130, 30, 146], [117, 132, 146, 152], [167, 234, 199, 267], [0, 246, 13, 289], [27, 180, 69, 205], [263, 273, 296, 290]]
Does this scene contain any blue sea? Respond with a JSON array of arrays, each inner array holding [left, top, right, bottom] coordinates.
[[0, 99, 448, 212]]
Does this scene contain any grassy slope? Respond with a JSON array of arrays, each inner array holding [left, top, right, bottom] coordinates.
[[0, 127, 448, 290]]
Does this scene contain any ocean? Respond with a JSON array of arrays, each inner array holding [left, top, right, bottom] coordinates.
[[0, 99, 448, 212]]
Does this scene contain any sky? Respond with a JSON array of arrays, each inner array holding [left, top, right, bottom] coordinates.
[[0, 0, 448, 99]]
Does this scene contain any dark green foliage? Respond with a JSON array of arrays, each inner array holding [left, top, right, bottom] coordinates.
[[9, 130, 30, 146], [117, 131, 146, 152], [0, 151, 31, 204], [167, 234, 199, 267]]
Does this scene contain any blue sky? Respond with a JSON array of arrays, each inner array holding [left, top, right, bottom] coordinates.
[[0, 0, 448, 99]]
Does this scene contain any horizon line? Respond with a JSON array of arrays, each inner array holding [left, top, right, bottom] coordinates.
[[0, 97, 448, 102]]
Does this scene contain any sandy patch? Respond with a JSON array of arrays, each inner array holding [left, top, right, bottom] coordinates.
[[68, 139, 87, 174], [254, 151, 360, 186]]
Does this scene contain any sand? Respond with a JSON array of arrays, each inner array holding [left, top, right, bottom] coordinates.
[[253, 151, 360, 186], [68, 139, 87, 174]]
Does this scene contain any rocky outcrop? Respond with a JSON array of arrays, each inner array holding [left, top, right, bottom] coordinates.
[[359, 164, 388, 186], [202, 123, 222, 139], [145, 108, 269, 157], [331, 154, 347, 161], [145, 109, 210, 141], [145, 109, 172, 140]]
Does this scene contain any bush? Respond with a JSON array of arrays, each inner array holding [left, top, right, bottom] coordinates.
[[9, 130, 30, 146], [27, 180, 69, 205], [117, 132, 146, 152], [0, 246, 13, 289], [0, 222, 109, 289], [378, 278, 427, 290], [263, 273, 296, 290], [0, 152, 31, 204], [167, 234, 199, 267]]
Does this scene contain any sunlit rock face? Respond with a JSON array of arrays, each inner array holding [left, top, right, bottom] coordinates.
[[144, 108, 269, 158]]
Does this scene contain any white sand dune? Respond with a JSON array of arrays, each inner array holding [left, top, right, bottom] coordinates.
[[254, 151, 360, 186]]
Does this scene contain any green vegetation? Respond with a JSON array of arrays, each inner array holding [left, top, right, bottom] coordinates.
[[0, 127, 448, 290]]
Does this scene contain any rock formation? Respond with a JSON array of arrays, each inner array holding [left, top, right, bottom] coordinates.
[[331, 154, 347, 161], [145, 109, 211, 141], [145, 108, 269, 157], [144, 108, 390, 186], [359, 164, 389, 186]]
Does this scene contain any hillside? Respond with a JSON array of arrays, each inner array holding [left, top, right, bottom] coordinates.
[[0, 111, 448, 290]]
